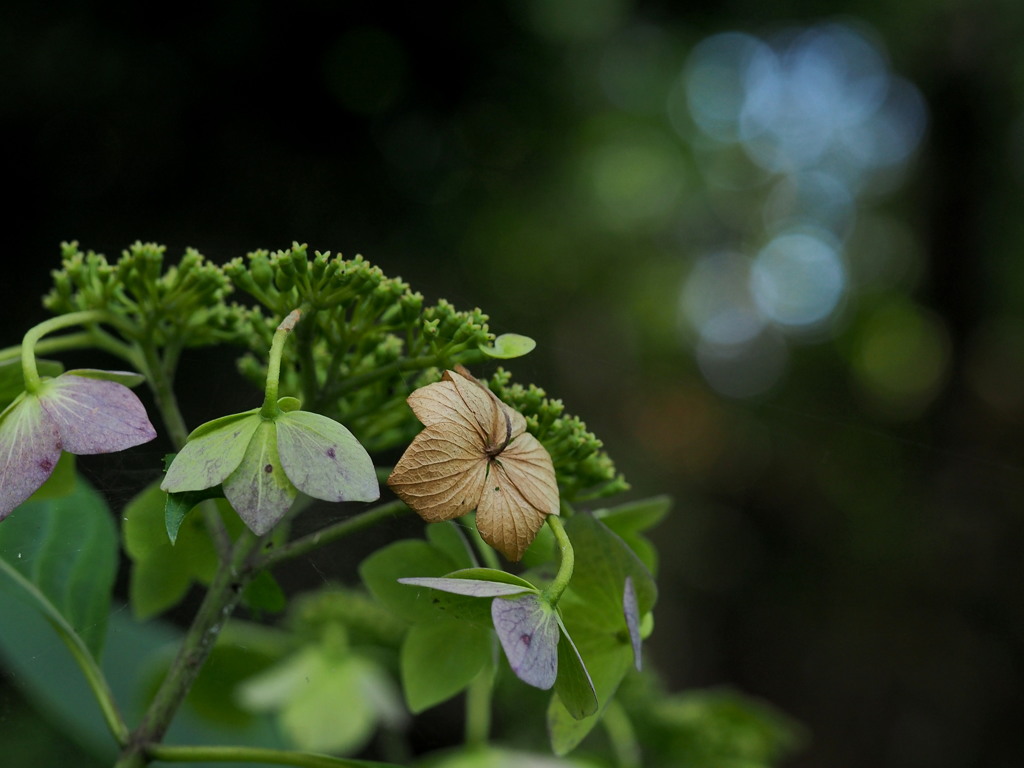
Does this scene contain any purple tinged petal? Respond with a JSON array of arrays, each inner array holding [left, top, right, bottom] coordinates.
[[39, 375, 155, 454], [0, 395, 62, 520], [623, 576, 642, 671], [491, 593, 559, 690], [275, 410, 379, 503], [223, 421, 296, 535], [397, 576, 535, 598]]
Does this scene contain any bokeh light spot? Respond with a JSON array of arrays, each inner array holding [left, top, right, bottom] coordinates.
[[762, 171, 855, 236], [852, 300, 950, 416], [681, 251, 764, 346], [750, 230, 846, 329], [681, 22, 926, 187], [682, 33, 772, 143]]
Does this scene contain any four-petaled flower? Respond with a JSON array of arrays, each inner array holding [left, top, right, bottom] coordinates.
[[161, 404, 380, 535], [387, 367, 559, 561], [0, 369, 157, 520]]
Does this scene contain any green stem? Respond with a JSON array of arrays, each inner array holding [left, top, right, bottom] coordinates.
[[542, 515, 574, 605], [144, 742, 406, 768], [140, 341, 232, 557], [0, 558, 129, 746], [257, 499, 408, 570], [83, 325, 143, 370], [262, 309, 302, 417], [115, 531, 264, 767], [464, 652, 495, 748], [19, 310, 128, 391], [0, 332, 96, 364], [140, 343, 187, 448]]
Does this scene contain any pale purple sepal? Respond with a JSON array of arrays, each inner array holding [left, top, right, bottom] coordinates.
[[398, 576, 534, 598], [40, 375, 156, 454], [491, 593, 559, 690], [623, 575, 642, 671]]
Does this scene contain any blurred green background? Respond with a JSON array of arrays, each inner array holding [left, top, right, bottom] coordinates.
[[3, 1, 1024, 766]]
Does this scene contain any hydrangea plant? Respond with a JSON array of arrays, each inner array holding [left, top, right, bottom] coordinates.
[[0, 243, 803, 768]]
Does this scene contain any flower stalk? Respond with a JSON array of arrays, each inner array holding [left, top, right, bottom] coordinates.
[[542, 514, 574, 606], [262, 309, 302, 417], [115, 530, 264, 767], [19, 310, 120, 391]]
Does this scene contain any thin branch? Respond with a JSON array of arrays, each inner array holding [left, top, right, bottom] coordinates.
[[145, 742, 407, 768], [258, 499, 409, 571]]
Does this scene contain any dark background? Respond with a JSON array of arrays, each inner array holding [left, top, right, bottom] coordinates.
[[3, 1, 1024, 766]]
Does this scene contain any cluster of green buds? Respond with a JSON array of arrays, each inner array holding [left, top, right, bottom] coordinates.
[[45, 241, 245, 350], [0, 241, 663, 766], [2, 241, 628, 554]]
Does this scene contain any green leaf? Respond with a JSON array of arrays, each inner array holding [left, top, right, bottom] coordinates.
[[359, 539, 459, 623], [563, 513, 657, 633], [242, 570, 286, 615], [425, 521, 475, 568], [0, 475, 116, 656], [650, 687, 807, 766], [400, 617, 491, 712], [547, 642, 633, 756], [164, 485, 225, 543], [239, 646, 401, 755], [552, 615, 597, 720], [397, 567, 542, 627], [545, 513, 658, 753], [593, 495, 671, 574], [0, 597, 287, 764], [481, 333, 537, 359], [520, 519, 557, 569], [594, 495, 671, 533], [123, 480, 220, 620], [187, 639, 280, 728]]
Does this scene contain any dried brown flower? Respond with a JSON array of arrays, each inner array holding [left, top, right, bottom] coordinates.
[[387, 367, 559, 560]]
